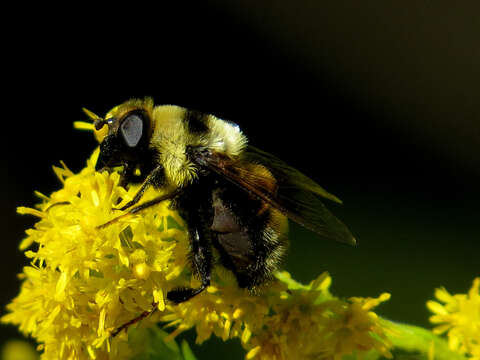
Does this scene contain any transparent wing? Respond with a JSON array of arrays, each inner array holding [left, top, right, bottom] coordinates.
[[197, 145, 356, 246]]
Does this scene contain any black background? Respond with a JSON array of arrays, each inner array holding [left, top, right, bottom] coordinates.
[[2, 2, 480, 358]]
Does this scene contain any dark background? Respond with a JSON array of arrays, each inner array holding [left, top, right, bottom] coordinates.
[[2, 2, 479, 358]]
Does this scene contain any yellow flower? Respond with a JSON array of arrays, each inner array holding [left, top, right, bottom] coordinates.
[[163, 269, 392, 360], [3, 148, 393, 360], [3, 149, 189, 360], [427, 278, 480, 359], [242, 279, 392, 360]]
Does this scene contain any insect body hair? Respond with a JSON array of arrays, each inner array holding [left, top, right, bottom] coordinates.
[[150, 105, 247, 188]]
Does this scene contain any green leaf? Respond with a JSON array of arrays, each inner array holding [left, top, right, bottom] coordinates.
[[119, 225, 134, 248], [127, 326, 198, 360], [167, 215, 184, 230]]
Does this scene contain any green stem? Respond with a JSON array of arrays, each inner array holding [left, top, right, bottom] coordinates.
[[380, 319, 467, 360]]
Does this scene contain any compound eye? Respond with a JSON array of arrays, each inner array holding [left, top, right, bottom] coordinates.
[[120, 113, 143, 148]]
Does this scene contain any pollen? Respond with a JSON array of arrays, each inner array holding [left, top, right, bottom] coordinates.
[[133, 263, 150, 280], [91, 189, 100, 207]]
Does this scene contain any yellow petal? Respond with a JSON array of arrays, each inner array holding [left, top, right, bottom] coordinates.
[[82, 107, 101, 121], [73, 121, 94, 131], [426, 300, 448, 315], [434, 287, 454, 304], [55, 272, 68, 301], [98, 308, 106, 336], [16, 207, 45, 219], [241, 326, 252, 344], [233, 308, 243, 319], [154, 289, 165, 311], [468, 278, 480, 299], [246, 346, 261, 359]]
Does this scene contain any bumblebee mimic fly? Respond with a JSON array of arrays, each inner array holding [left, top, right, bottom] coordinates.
[[86, 98, 356, 304]]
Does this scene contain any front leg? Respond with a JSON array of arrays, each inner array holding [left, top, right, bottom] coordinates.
[[118, 164, 166, 211], [118, 162, 136, 188]]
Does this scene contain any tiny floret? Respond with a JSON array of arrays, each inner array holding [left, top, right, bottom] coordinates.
[[428, 278, 480, 359]]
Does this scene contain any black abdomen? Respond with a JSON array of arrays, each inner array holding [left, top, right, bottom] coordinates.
[[210, 185, 288, 289]]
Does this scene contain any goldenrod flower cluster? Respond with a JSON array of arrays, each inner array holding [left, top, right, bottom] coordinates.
[[3, 150, 393, 360], [163, 271, 392, 360], [428, 278, 480, 359]]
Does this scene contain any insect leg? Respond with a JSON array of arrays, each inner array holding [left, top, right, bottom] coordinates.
[[111, 303, 158, 337], [117, 165, 165, 211], [97, 190, 180, 229], [127, 190, 180, 214], [167, 219, 212, 303]]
